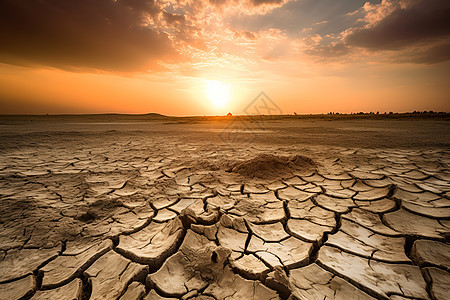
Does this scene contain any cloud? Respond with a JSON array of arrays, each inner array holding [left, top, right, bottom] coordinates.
[[0, 0, 178, 72], [1, 0, 447, 75], [229, 0, 373, 37], [345, 0, 450, 50], [303, 0, 450, 65], [0, 0, 291, 73]]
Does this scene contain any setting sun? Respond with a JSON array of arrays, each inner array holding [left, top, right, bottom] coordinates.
[[205, 80, 230, 109]]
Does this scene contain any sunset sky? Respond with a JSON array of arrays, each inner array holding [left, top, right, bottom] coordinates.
[[0, 0, 449, 115]]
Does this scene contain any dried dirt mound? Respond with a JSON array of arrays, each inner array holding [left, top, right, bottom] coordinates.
[[228, 154, 316, 179], [77, 199, 123, 223]]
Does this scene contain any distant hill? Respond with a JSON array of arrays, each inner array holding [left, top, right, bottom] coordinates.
[[0, 113, 177, 124], [143, 113, 174, 119]]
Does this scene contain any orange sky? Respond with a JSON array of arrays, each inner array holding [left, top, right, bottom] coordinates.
[[0, 0, 449, 115]]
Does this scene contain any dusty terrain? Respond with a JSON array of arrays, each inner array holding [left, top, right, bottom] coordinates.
[[0, 115, 449, 300]]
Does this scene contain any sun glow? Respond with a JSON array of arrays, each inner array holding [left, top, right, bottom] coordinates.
[[205, 80, 230, 109]]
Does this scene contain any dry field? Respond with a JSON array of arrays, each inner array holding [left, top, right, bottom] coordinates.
[[0, 115, 449, 299]]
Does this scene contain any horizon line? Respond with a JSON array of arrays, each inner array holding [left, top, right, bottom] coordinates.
[[1, 111, 449, 118]]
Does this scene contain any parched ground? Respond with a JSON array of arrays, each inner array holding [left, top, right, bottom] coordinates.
[[0, 116, 449, 300]]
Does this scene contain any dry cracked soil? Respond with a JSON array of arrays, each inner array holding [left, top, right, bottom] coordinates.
[[0, 115, 449, 300]]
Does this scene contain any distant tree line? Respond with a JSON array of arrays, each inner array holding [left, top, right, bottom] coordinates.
[[326, 111, 446, 115]]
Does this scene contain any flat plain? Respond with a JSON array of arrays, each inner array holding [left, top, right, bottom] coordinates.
[[0, 114, 449, 300]]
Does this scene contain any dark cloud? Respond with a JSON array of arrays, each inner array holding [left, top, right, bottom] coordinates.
[[1, 0, 448, 72], [304, 0, 450, 64], [346, 0, 450, 50], [229, 0, 380, 37], [0, 0, 178, 72]]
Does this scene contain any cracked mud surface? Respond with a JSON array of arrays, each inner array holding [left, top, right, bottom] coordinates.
[[0, 117, 449, 299]]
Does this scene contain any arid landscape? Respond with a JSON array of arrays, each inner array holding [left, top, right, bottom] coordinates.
[[1, 0, 449, 299], [0, 115, 449, 299]]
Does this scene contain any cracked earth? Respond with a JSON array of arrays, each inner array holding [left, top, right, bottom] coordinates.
[[0, 117, 449, 300]]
